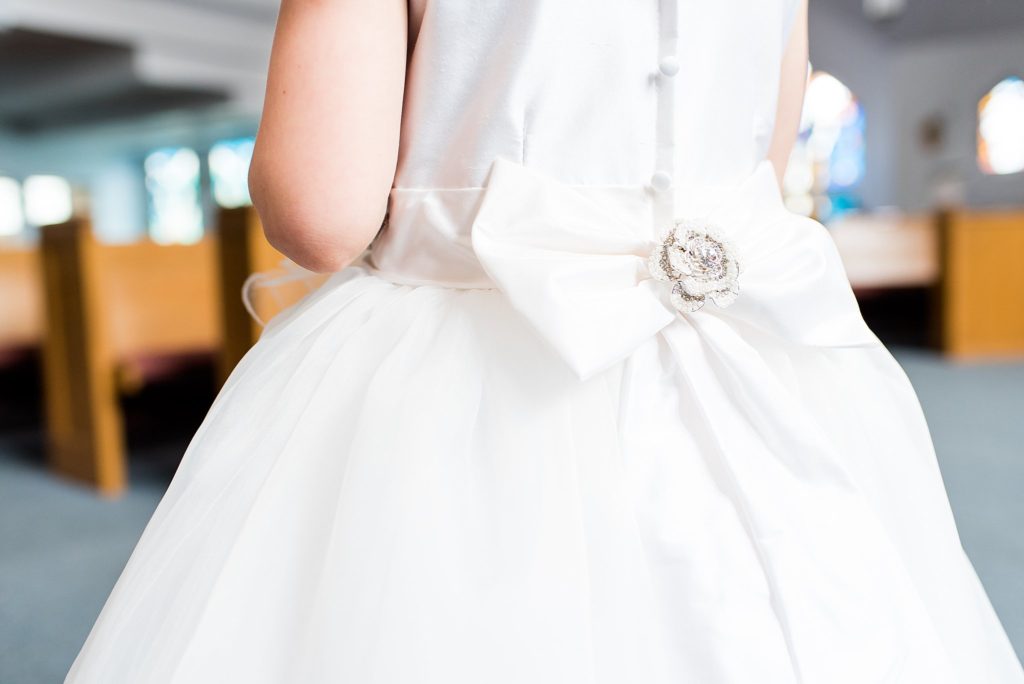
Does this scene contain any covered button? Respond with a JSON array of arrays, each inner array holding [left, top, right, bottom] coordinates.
[[650, 171, 673, 191]]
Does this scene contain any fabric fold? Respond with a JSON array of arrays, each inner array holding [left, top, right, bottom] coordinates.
[[661, 316, 958, 682]]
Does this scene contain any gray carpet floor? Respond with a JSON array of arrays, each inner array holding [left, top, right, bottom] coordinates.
[[1, 349, 1022, 683]]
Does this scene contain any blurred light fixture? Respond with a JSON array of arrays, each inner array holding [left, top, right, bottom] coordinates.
[[863, 0, 906, 21], [24, 175, 73, 227]]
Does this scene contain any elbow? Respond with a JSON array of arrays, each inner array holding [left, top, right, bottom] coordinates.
[[263, 220, 362, 274], [248, 161, 385, 274]]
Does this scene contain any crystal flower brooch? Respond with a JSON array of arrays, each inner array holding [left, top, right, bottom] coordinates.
[[647, 220, 741, 313]]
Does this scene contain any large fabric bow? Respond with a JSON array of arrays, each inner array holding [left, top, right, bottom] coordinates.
[[471, 158, 879, 380]]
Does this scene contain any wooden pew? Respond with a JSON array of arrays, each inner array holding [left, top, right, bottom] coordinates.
[[939, 209, 1024, 358], [828, 212, 940, 292], [40, 219, 220, 495], [215, 206, 326, 383], [828, 211, 943, 347], [830, 208, 1024, 358], [0, 242, 44, 366], [215, 206, 283, 383], [39, 208, 318, 494]]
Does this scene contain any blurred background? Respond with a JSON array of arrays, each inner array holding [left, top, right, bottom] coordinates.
[[1, 0, 1022, 681]]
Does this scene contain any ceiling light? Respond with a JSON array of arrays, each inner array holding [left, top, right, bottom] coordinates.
[[863, 0, 907, 21]]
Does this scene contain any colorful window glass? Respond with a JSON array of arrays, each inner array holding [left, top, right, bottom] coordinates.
[[145, 147, 204, 244], [784, 71, 866, 222], [978, 77, 1024, 176]]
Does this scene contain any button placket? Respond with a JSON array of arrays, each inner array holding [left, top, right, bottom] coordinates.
[[651, 0, 680, 231]]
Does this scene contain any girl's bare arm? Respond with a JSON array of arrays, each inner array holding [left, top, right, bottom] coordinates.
[[249, 0, 408, 273], [767, 0, 809, 186]]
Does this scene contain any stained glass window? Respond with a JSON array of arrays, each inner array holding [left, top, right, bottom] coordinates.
[[784, 71, 866, 222], [145, 147, 204, 244], [978, 77, 1024, 176], [209, 137, 255, 208]]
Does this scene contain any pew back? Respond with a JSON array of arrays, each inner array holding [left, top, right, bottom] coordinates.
[[828, 212, 939, 291], [216, 206, 282, 381], [97, 240, 219, 358], [940, 210, 1024, 358], [216, 206, 326, 381], [0, 244, 43, 356], [40, 219, 221, 493]]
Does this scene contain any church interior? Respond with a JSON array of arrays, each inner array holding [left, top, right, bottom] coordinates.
[[1, 0, 1022, 681]]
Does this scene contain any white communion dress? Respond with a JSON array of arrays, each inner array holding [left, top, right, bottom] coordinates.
[[68, 1, 1024, 682]]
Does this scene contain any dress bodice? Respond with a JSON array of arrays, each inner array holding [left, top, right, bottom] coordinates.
[[370, 0, 803, 293], [395, 0, 802, 193]]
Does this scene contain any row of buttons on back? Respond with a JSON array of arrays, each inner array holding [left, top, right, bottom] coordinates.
[[652, 54, 679, 191]]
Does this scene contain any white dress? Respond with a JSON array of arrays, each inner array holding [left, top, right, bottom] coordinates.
[[68, 1, 1024, 682]]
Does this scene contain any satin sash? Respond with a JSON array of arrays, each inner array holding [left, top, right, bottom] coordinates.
[[467, 157, 880, 380]]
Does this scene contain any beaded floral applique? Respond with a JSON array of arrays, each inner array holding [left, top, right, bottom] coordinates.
[[647, 220, 741, 313]]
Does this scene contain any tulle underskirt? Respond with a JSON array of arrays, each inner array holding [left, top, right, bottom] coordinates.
[[66, 266, 1024, 683]]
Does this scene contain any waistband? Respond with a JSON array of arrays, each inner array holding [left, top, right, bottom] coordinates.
[[367, 183, 658, 289]]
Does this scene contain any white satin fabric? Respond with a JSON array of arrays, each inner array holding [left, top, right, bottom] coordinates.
[[67, 0, 1024, 682], [472, 158, 881, 379], [397, 0, 801, 189]]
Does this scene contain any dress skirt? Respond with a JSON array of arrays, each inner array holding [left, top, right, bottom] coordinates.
[[66, 262, 1024, 683]]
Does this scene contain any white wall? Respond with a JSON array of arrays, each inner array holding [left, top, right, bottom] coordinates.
[[893, 29, 1024, 210], [809, 5, 1024, 211]]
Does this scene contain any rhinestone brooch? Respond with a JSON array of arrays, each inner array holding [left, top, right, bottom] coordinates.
[[647, 220, 741, 313]]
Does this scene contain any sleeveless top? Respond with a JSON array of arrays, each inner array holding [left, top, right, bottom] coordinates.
[[396, 0, 801, 190], [372, 1, 803, 288]]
